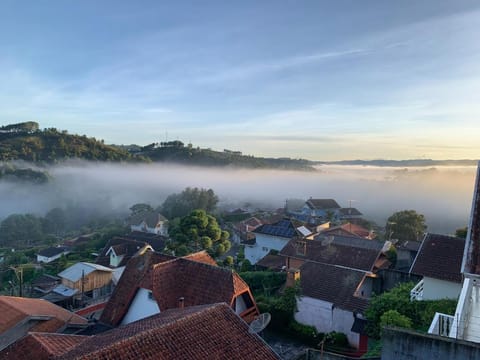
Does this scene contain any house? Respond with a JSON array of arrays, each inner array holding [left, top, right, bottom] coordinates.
[[0, 303, 280, 360], [320, 223, 374, 240], [95, 237, 160, 268], [280, 235, 389, 272], [31, 274, 61, 295], [381, 163, 480, 358], [100, 250, 259, 326], [245, 218, 309, 265], [338, 207, 363, 221], [428, 163, 480, 342], [0, 296, 87, 351], [409, 233, 465, 301], [128, 211, 168, 236], [301, 198, 341, 220], [56, 262, 114, 301], [36, 246, 70, 263], [395, 240, 422, 271], [292, 262, 370, 350], [230, 216, 263, 244]]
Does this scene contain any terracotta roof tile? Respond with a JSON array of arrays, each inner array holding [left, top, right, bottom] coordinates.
[[410, 233, 465, 283], [151, 258, 249, 311], [0, 296, 87, 335], [100, 250, 255, 327], [0, 333, 88, 360], [60, 304, 280, 360]]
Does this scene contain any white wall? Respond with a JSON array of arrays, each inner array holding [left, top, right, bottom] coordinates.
[[295, 296, 360, 348], [37, 253, 64, 263], [245, 233, 290, 264], [423, 277, 462, 300], [121, 288, 160, 325]]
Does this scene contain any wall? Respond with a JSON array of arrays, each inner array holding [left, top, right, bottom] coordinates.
[[295, 296, 360, 348], [305, 349, 380, 360], [423, 277, 462, 300], [372, 269, 422, 294], [121, 287, 160, 325], [245, 233, 290, 264], [382, 327, 480, 360]]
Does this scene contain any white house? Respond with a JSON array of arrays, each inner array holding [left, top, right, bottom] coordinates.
[[245, 219, 308, 265], [291, 262, 370, 350], [36, 246, 70, 263], [128, 211, 168, 236], [409, 233, 465, 301], [100, 251, 259, 327], [429, 163, 480, 342]]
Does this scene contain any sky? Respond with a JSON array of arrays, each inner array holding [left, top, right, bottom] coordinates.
[[0, 0, 479, 161]]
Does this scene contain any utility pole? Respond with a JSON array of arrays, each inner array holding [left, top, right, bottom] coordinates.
[[9, 266, 23, 297]]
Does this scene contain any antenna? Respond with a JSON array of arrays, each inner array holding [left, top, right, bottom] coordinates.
[[248, 313, 271, 334]]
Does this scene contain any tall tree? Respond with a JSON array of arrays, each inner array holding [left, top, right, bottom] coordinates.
[[385, 210, 427, 243], [160, 187, 219, 219], [168, 209, 230, 257]]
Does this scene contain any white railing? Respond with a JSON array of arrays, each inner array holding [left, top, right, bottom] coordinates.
[[410, 279, 424, 301], [428, 312, 455, 337], [449, 277, 473, 340]]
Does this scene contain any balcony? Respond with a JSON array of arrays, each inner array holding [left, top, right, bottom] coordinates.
[[410, 279, 424, 301], [428, 312, 455, 337]]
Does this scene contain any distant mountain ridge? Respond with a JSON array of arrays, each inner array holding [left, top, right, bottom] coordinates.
[[316, 159, 478, 167], [0, 122, 476, 169]]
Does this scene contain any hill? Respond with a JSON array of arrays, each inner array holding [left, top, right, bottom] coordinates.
[[0, 122, 137, 163], [138, 141, 315, 170]]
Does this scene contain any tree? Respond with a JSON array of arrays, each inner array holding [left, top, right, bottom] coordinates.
[[43, 207, 67, 235], [160, 187, 219, 219], [385, 210, 427, 243], [0, 214, 45, 247], [169, 209, 230, 257], [129, 203, 154, 216]]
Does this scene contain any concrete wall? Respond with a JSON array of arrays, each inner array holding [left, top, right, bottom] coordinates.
[[295, 296, 360, 348], [305, 349, 380, 360], [372, 269, 422, 294], [382, 327, 480, 360], [121, 287, 160, 325], [423, 277, 462, 300]]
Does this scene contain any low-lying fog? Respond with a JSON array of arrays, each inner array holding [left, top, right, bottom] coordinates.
[[0, 162, 477, 234]]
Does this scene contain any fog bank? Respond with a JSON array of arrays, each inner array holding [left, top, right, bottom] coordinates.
[[0, 162, 476, 234]]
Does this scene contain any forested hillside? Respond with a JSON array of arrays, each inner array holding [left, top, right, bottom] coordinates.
[[0, 122, 136, 162]]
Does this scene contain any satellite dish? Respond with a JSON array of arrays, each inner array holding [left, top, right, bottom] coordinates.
[[249, 313, 271, 334]]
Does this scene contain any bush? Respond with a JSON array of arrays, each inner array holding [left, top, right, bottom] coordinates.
[[380, 310, 412, 330], [239, 271, 286, 296]]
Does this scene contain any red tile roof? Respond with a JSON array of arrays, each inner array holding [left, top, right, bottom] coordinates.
[[99, 250, 175, 326], [0, 333, 88, 360], [150, 257, 250, 311], [322, 223, 372, 239], [60, 304, 279, 360], [0, 296, 87, 335], [410, 233, 465, 283], [100, 250, 256, 327]]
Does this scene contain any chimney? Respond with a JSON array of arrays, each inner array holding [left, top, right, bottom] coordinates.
[[286, 269, 300, 288], [178, 297, 185, 309]]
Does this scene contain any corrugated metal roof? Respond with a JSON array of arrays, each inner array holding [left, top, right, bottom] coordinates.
[[58, 262, 113, 282]]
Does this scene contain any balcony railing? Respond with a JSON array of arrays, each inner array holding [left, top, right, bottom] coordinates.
[[410, 279, 424, 301], [428, 312, 455, 337]]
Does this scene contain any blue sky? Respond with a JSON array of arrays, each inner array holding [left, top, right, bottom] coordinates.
[[0, 1, 479, 160]]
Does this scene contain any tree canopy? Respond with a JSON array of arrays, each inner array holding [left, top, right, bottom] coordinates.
[[385, 210, 427, 243], [168, 209, 230, 257], [160, 187, 219, 219]]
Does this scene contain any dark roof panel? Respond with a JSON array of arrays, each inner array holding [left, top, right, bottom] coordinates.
[[410, 233, 465, 283]]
